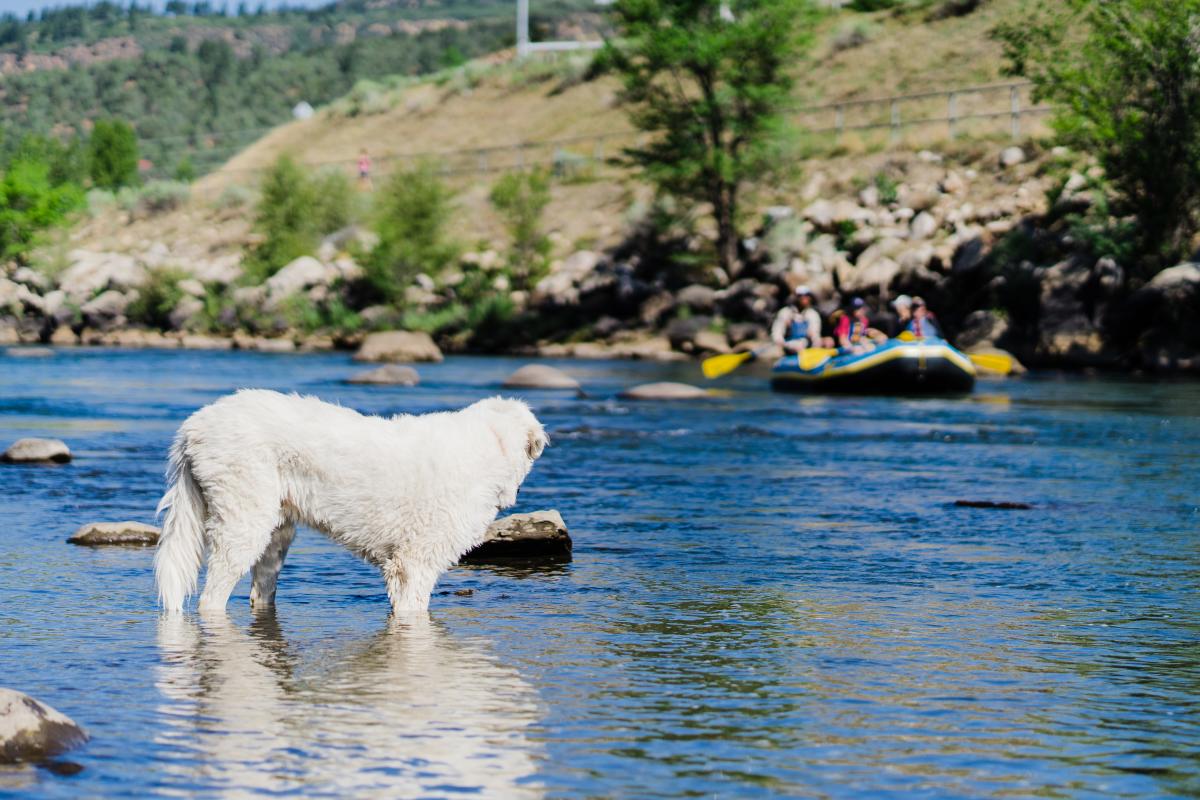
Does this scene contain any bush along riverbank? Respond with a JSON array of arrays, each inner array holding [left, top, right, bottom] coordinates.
[[3, 143, 1198, 373]]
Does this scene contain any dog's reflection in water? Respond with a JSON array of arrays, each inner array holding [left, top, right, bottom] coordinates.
[[156, 612, 544, 797]]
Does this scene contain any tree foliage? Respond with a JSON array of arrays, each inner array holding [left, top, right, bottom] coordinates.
[[489, 169, 551, 289], [367, 162, 460, 303], [0, 156, 85, 263], [604, 0, 816, 274], [997, 0, 1200, 273], [88, 118, 139, 190]]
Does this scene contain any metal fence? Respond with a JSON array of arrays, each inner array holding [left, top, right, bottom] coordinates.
[[181, 80, 1052, 194]]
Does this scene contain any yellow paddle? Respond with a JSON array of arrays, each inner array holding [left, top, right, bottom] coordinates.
[[896, 330, 1015, 375], [701, 350, 757, 379]]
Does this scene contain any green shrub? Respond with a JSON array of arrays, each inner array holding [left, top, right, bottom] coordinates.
[[126, 267, 188, 329], [873, 172, 900, 205], [366, 162, 459, 303], [88, 119, 139, 190], [135, 180, 190, 215], [213, 184, 253, 211], [489, 169, 551, 290], [245, 155, 353, 282], [0, 158, 85, 263], [174, 156, 196, 183]]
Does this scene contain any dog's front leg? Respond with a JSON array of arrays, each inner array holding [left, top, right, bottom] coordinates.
[[380, 555, 439, 614]]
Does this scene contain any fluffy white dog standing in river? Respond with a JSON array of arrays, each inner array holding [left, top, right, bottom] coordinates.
[[154, 389, 548, 614]]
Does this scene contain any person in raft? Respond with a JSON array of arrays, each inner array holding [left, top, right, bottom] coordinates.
[[771, 285, 823, 353], [888, 294, 913, 337], [905, 296, 943, 338], [835, 297, 887, 354]]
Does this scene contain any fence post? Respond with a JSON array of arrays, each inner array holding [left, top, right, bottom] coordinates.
[[835, 104, 844, 144], [515, 144, 525, 170], [1010, 85, 1021, 140], [948, 92, 958, 139], [890, 100, 900, 145], [478, 151, 488, 174]]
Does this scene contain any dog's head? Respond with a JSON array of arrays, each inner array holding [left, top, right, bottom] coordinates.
[[473, 397, 549, 506]]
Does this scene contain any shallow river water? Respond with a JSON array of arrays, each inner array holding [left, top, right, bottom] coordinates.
[[1, 348, 1197, 798]]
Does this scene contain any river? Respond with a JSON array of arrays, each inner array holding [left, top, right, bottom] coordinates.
[[1, 348, 1197, 798]]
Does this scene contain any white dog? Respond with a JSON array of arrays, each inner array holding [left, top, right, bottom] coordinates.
[[154, 389, 548, 614]]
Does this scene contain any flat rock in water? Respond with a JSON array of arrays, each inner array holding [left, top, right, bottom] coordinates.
[[5, 347, 54, 358], [502, 364, 581, 390], [0, 688, 88, 764], [1, 438, 71, 464], [460, 510, 572, 562], [619, 382, 709, 400], [354, 330, 443, 363], [68, 521, 161, 547], [954, 500, 1033, 510], [346, 365, 420, 386]]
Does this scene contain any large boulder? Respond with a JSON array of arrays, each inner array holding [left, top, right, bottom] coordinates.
[[532, 251, 603, 306], [0, 689, 88, 764], [346, 365, 420, 385], [675, 284, 718, 313], [354, 330, 443, 363], [999, 146, 1026, 168], [618, 382, 710, 400], [1, 438, 71, 464], [264, 256, 334, 309], [57, 250, 146, 300], [957, 309, 1009, 351], [1119, 263, 1200, 368], [68, 521, 160, 547], [502, 364, 581, 391], [80, 289, 132, 330], [460, 510, 572, 562]]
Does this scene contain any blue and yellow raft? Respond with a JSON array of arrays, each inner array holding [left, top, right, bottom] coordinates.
[[771, 338, 976, 394]]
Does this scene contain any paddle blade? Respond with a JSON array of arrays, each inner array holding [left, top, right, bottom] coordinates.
[[701, 351, 753, 379], [798, 348, 838, 370], [897, 330, 917, 342], [968, 351, 1014, 376]]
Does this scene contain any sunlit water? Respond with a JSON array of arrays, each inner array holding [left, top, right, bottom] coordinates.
[[1, 348, 1197, 798]]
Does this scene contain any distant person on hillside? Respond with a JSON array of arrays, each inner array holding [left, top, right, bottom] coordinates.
[[771, 286, 823, 353], [357, 149, 372, 190], [906, 297, 942, 339]]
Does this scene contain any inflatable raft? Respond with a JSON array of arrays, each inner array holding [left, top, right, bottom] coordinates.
[[771, 338, 976, 394]]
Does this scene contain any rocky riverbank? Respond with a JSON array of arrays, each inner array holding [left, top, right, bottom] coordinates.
[[5, 144, 1197, 373]]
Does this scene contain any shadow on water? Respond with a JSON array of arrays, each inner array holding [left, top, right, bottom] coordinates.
[[154, 612, 545, 797]]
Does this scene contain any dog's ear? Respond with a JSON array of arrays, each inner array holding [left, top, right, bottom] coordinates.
[[526, 425, 549, 461]]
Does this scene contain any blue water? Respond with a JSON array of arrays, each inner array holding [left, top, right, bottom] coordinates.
[[1, 348, 1197, 798]]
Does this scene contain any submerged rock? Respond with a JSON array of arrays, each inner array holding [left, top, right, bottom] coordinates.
[[346, 365, 420, 386], [354, 330, 443, 363], [460, 511, 572, 562], [0, 689, 88, 764], [5, 347, 54, 358], [67, 521, 160, 547], [1, 438, 71, 464], [618, 382, 710, 400], [501, 364, 581, 391], [954, 500, 1033, 510]]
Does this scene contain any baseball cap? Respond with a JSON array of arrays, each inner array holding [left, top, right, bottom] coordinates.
[[893, 294, 912, 308]]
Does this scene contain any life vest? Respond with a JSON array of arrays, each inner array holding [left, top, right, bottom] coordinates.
[[787, 315, 811, 341]]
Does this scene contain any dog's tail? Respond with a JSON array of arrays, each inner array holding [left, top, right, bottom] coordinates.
[[154, 435, 207, 612]]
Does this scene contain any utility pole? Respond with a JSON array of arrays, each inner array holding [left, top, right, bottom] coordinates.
[[517, 0, 530, 58]]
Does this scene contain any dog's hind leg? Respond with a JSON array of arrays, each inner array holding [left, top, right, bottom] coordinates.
[[250, 522, 296, 611], [381, 555, 441, 615], [198, 509, 281, 614]]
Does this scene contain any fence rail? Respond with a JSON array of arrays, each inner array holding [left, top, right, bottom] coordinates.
[[177, 80, 1052, 192]]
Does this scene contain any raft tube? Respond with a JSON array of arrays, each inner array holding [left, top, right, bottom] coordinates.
[[771, 338, 976, 394]]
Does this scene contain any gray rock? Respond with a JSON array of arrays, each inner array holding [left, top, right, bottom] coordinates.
[[57, 250, 146, 300], [618, 382, 710, 400], [909, 210, 939, 240], [169, 297, 206, 331], [354, 330, 444, 363], [265, 256, 333, 309], [5, 347, 54, 358], [1, 438, 71, 464], [502, 364, 581, 390], [460, 510, 572, 562], [665, 316, 711, 352], [999, 146, 1026, 168], [346, 365, 420, 386], [676, 284, 718, 313], [0, 688, 88, 764], [957, 310, 1009, 350], [952, 236, 987, 274], [68, 521, 160, 547]]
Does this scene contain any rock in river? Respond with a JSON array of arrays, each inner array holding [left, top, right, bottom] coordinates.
[[346, 365, 420, 386], [460, 511, 572, 562], [0, 688, 88, 764], [1, 438, 71, 464], [354, 330, 443, 363], [618, 382, 709, 400], [67, 521, 161, 547], [502, 364, 581, 391]]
